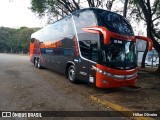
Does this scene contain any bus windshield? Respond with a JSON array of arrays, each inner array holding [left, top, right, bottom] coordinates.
[[97, 9, 134, 36], [101, 39, 137, 69]]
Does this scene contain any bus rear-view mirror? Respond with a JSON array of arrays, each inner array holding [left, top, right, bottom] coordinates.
[[83, 26, 110, 45], [135, 36, 153, 51]]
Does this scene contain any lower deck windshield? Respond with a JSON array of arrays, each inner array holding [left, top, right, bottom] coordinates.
[[101, 39, 136, 69]]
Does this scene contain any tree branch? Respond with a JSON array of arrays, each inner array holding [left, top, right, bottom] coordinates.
[[152, 0, 160, 15], [57, 0, 73, 13], [152, 16, 160, 22], [96, 0, 103, 7], [151, 27, 160, 39], [72, 0, 80, 10], [135, 4, 146, 21]]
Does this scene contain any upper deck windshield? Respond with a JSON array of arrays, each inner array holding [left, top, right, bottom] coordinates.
[[96, 9, 134, 36]]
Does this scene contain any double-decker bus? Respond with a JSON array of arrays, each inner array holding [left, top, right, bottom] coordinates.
[[30, 8, 153, 88]]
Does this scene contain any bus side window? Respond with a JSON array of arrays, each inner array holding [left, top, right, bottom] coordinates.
[[64, 49, 73, 56], [79, 39, 99, 62], [79, 40, 90, 59], [90, 40, 98, 62], [63, 16, 74, 37], [73, 10, 97, 33], [30, 38, 35, 43]]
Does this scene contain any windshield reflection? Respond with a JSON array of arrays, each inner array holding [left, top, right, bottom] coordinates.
[[102, 39, 136, 69]]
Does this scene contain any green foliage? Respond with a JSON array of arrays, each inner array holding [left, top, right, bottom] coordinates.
[[30, 0, 47, 17], [131, 0, 160, 38], [30, 0, 69, 18], [0, 27, 39, 54], [30, 0, 104, 21], [153, 0, 160, 16]]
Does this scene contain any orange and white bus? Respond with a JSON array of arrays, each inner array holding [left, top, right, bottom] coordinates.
[[30, 8, 153, 88]]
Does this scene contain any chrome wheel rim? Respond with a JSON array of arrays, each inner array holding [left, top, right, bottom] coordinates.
[[38, 59, 40, 68], [69, 68, 75, 81]]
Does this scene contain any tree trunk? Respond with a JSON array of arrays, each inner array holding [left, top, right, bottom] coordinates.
[[141, 43, 148, 68], [149, 30, 160, 72], [156, 53, 160, 72], [137, 0, 160, 72], [106, 0, 114, 11], [123, 0, 128, 18]]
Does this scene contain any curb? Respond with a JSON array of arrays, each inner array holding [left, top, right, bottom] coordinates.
[[89, 95, 154, 120]]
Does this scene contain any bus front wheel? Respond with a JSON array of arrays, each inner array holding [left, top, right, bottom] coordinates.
[[68, 65, 77, 84]]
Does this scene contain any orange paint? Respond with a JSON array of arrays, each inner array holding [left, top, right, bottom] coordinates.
[[83, 26, 154, 50], [96, 64, 138, 88], [40, 40, 62, 49], [83, 26, 110, 44]]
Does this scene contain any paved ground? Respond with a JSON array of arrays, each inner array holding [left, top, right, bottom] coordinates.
[[0, 53, 130, 120], [92, 69, 160, 112]]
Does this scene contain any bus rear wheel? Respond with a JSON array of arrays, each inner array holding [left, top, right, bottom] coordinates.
[[68, 65, 77, 84], [34, 58, 38, 67], [37, 58, 41, 69]]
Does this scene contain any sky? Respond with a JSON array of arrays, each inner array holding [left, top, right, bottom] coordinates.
[[0, 0, 147, 35], [0, 0, 46, 28]]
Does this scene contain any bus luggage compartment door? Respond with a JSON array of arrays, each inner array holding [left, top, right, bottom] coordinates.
[[78, 58, 89, 82]]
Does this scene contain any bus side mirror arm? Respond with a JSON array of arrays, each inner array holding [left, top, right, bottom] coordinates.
[[135, 36, 153, 51], [83, 26, 110, 45]]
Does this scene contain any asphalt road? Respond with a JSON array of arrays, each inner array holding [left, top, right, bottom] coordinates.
[[0, 53, 129, 120]]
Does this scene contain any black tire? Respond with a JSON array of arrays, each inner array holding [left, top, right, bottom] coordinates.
[[37, 58, 41, 69], [34, 58, 38, 67], [68, 65, 77, 84]]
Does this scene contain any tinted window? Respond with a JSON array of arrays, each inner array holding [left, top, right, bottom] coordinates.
[[79, 40, 90, 59], [101, 38, 136, 69], [73, 10, 97, 33], [79, 39, 98, 62], [64, 49, 73, 56], [40, 15, 75, 42], [78, 33, 99, 62], [73, 10, 99, 62], [54, 15, 75, 39], [90, 40, 98, 62], [97, 10, 134, 36], [62, 16, 74, 37]]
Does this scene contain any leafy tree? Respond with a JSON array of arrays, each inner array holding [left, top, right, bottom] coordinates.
[[0, 27, 16, 53], [0, 27, 38, 54], [30, 0, 112, 22], [132, 0, 160, 72]]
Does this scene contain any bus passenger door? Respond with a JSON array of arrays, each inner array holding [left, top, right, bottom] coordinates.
[[77, 33, 99, 84], [77, 39, 90, 82], [88, 40, 99, 85]]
